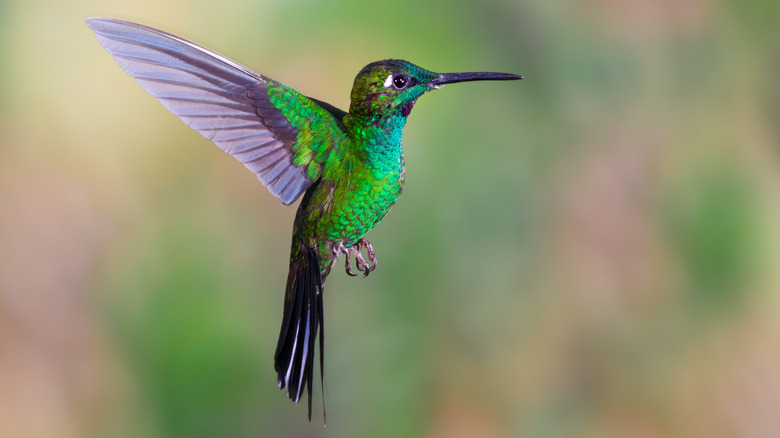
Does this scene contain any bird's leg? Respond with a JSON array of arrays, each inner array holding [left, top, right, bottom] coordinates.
[[332, 242, 360, 277], [335, 239, 378, 278], [331, 242, 355, 277]]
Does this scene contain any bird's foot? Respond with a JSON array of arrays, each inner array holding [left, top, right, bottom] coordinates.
[[339, 238, 377, 278]]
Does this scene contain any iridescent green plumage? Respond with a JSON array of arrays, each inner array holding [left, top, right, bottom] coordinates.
[[86, 17, 522, 423]]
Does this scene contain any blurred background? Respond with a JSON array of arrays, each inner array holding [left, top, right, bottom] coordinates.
[[1, 0, 779, 437]]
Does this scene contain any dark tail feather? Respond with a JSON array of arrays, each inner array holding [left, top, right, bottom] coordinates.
[[274, 246, 326, 423]]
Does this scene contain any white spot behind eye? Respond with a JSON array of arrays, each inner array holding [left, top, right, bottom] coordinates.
[[383, 74, 393, 88]]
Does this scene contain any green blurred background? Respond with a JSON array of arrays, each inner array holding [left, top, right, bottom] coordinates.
[[1, 0, 779, 436]]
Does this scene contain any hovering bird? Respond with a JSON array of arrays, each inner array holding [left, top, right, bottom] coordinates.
[[86, 17, 522, 422]]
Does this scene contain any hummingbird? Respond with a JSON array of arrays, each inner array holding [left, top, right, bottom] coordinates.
[[86, 17, 522, 422]]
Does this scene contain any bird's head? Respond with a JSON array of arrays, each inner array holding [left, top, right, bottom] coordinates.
[[347, 59, 522, 122]]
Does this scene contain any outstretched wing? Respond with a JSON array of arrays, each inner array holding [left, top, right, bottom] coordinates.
[[86, 17, 344, 205]]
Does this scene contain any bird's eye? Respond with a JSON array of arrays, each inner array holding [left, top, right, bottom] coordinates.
[[392, 74, 410, 89]]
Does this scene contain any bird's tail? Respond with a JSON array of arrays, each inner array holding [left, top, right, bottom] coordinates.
[[274, 244, 325, 422]]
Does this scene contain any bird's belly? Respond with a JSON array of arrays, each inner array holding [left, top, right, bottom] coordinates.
[[320, 168, 404, 246]]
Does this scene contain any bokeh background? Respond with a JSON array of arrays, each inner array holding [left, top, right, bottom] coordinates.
[[1, 0, 779, 437]]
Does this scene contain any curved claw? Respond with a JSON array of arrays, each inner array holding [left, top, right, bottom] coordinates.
[[345, 254, 358, 277], [353, 250, 369, 276], [354, 238, 377, 277], [362, 239, 377, 272]]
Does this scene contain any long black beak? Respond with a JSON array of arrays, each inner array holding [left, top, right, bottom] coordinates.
[[430, 71, 523, 86]]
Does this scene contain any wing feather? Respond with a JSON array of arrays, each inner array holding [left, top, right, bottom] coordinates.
[[86, 17, 343, 205]]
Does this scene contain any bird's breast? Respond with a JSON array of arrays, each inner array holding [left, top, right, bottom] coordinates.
[[318, 154, 404, 246]]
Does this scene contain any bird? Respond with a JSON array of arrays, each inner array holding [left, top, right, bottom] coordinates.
[[86, 17, 523, 423]]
